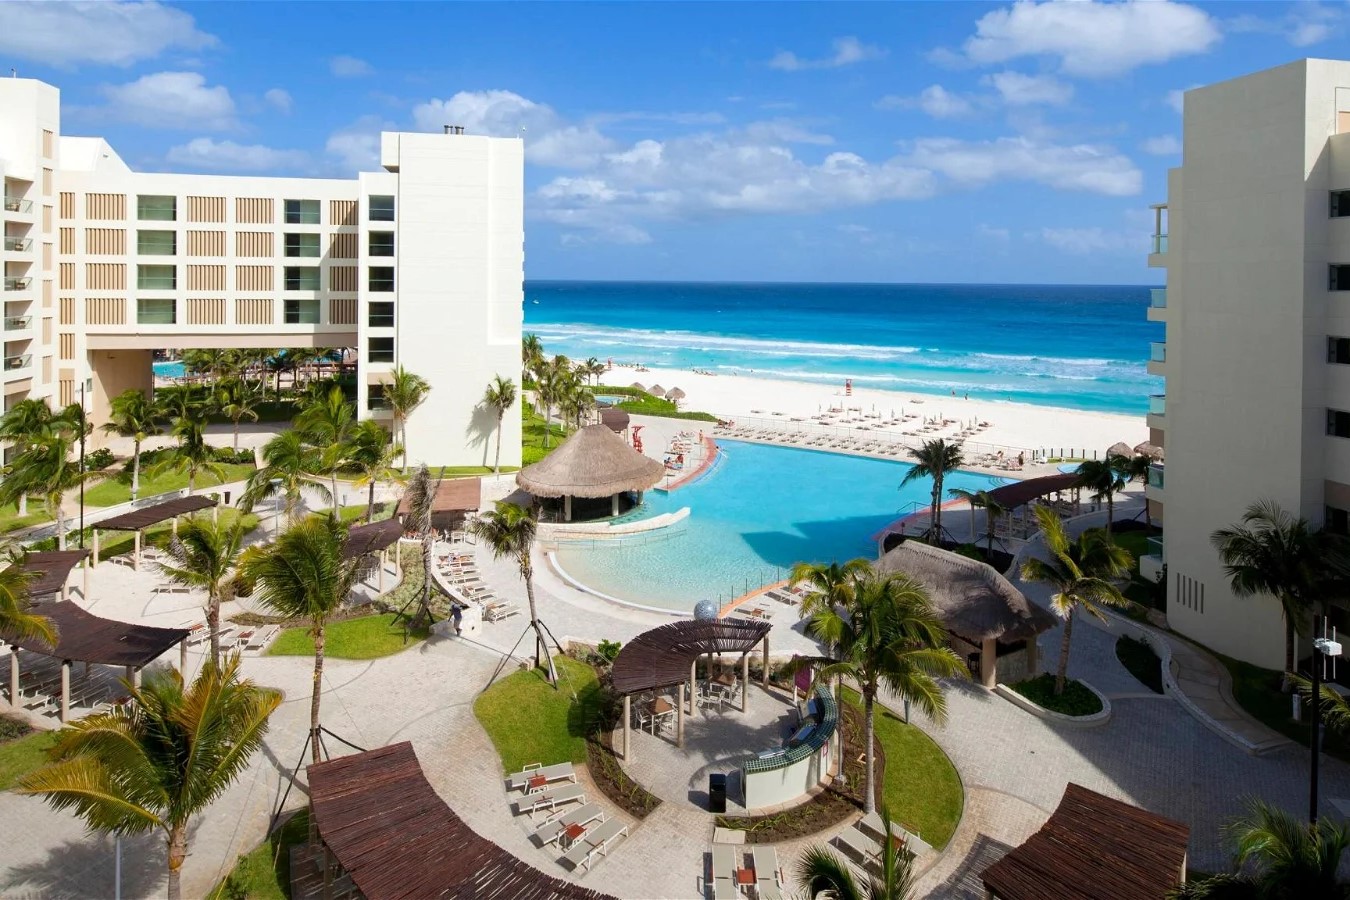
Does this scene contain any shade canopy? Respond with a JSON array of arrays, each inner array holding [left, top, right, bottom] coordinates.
[[95, 494, 217, 531], [1107, 441, 1134, 458], [1134, 441, 1164, 460], [2, 601, 187, 667], [628, 382, 646, 392], [19, 550, 90, 596], [517, 424, 665, 499], [665, 387, 686, 401], [611, 618, 772, 695], [396, 478, 481, 517], [599, 407, 630, 433], [876, 542, 1056, 644], [981, 783, 1189, 900], [647, 384, 665, 395], [985, 473, 1081, 510], [308, 742, 614, 900], [343, 518, 403, 559]]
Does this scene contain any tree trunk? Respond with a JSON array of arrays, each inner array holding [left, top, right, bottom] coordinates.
[[166, 823, 187, 900], [1106, 493, 1114, 532], [863, 688, 877, 815], [986, 510, 996, 557], [310, 624, 325, 765], [366, 479, 376, 523], [232, 419, 240, 451], [188, 470, 196, 495], [494, 413, 503, 475], [131, 439, 141, 501], [55, 503, 66, 551], [16, 492, 25, 516], [930, 482, 941, 545], [1055, 609, 1076, 695], [400, 419, 408, 470], [1283, 612, 1297, 693], [207, 586, 220, 667], [414, 530, 433, 628], [522, 564, 557, 685], [331, 473, 340, 513]]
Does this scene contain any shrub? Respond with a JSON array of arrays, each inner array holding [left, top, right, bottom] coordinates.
[[596, 639, 622, 662], [212, 447, 255, 464], [85, 447, 115, 471]]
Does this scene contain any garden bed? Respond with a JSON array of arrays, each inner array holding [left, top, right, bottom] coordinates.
[[1116, 635, 1164, 694], [1004, 674, 1106, 718]]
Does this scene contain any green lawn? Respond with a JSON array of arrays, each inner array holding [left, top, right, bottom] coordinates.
[[841, 688, 963, 849], [1115, 635, 1164, 694], [391, 465, 520, 477], [0, 727, 60, 791], [211, 809, 309, 900], [266, 613, 428, 660], [522, 409, 569, 466], [1009, 673, 1103, 716], [0, 502, 52, 534], [1112, 530, 1149, 568], [598, 385, 719, 422], [83, 463, 256, 507], [473, 656, 603, 775], [1217, 651, 1350, 762]]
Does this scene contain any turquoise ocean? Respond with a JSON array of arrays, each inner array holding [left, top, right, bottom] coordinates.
[[524, 281, 1162, 416]]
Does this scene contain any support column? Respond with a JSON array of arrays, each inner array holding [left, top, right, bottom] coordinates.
[[92, 529, 100, 566], [677, 685, 685, 748], [60, 579, 68, 602], [133, 531, 141, 571], [741, 653, 749, 713], [564, 496, 573, 522], [212, 505, 219, 525], [124, 665, 135, 688], [980, 638, 997, 688], [10, 646, 19, 706], [611, 494, 619, 517], [762, 636, 770, 687], [378, 550, 386, 592], [179, 639, 187, 673], [82, 558, 90, 602], [172, 516, 178, 538], [60, 660, 70, 723], [622, 695, 631, 759], [1026, 636, 1040, 678], [689, 660, 696, 714]]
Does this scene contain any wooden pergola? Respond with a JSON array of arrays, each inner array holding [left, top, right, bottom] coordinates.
[[19, 550, 91, 603], [342, 518, 404, 592], [91, 494, 218, 568]]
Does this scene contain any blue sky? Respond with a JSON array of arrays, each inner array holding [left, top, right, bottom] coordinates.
[[0, 1, 1341, 283]]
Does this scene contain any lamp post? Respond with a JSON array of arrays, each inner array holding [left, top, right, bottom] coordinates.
[[78, 382, 86, 549], [1310, 633, 1343, 823]]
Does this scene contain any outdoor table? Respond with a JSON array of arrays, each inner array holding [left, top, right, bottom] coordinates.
[[714, 673, 736, 687], [649, 697, 674, 734], [563, 823, 587, 848], [736, 868, 756, 888], [527, 775, 549, 794]]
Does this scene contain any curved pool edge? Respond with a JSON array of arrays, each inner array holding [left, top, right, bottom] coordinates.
[[547, 551, 690, 618], [540, 507, 690, 542]]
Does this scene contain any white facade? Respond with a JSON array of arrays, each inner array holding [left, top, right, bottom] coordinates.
[[1148, 58, 1350, 667], [0, 77, 523, 467]]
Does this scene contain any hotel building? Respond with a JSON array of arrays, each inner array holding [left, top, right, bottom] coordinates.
[[1146, 58, 1350, 668], [0, 77, 523, 467]]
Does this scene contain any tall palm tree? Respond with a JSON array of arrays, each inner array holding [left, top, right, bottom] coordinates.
[[296, 386, 355, 513], [900, 439, 964, 545], [799, 568, 965, 814], [1211, 500, 1348, 692], [215, 378, 260, 451], [1, 397, 62, 515], [0, 547, 54, 645], [150, 399, 225, 495], [1020, 505, 1132, 695], [790, 558, 874, 618], [159, 518, 247, 666], [1118, 452, 1157, 532], [469, 501, 557, 685], [795, 808, 917, 900], [1075, 457, 1128, 532], [100, 389, 162, 501], [522, 333, 544, 383], [0, 433, 106, 549], [241, 430, 327, 525], [947, 487, 1009, 558], [1170, 799, 1350, 898], [482, 375, 517, 475], [386, 367, 430, 470], [348, 420, 403, 522], [402, 465, 440, 629], [240, 515, 358, 765], [19, 655, 280, 900]]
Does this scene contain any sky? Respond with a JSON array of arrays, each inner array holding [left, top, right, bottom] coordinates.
[[0, 1, 1342, 284]]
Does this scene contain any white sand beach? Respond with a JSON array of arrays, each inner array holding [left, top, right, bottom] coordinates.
[[602, 364, 1148, 457]]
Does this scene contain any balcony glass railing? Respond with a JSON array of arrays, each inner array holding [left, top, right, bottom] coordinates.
[[1149, 394, 1165, 416], [1150, 342, 1167, 363], [2, 197, 32, 214], [1150, 288, 1167, 308], [2, 277, 31, 292], [1147, 536, 1163, 556], [1148, 464, 1165, 489], [1151, 233, 1169, 254], [2, 237, 31, 253], [3, 317, 31, 332], [3, 354, 31, 372]]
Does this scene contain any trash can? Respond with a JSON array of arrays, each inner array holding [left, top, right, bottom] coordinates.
[[708, 773, 727, 813], [223, 490, 231, 506]]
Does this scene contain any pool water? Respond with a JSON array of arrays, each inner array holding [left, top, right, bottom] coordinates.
[[595, 394, 626, 406], [553, 440, 1005, 611], [153, 360, 186, 379]]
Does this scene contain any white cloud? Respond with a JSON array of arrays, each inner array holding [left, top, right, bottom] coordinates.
[[263, 88, 292, 114], [165, 138, 309, 172], [901, 136, 1141, 196], [0, 1, 215, 68], [1037, 226, 1142, 254], [97, 71, 236, 130], [1141, 135, 1181, 156], [1227, 3, 1341, 47], [978, 223, 1011, 242], [768, 36, 885, 72], [412, 90, 614, 168], [958, 0, 1221, 77], [330, 55, 373, 78], [875, 85, 975, 119], [983, 71, 1073, 106], [1165, 89, 1185, 114], [324, 116, 390, 172]]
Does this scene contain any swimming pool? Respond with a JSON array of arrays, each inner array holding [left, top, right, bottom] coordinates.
[[153, 360, 186, 379], [595, 394, 626, 406], [553, 440, 1005, 612]]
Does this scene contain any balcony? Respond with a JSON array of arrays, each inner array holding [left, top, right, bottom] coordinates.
[[2, 197, 32, 215], [2, 277, 31, 292], [3, 354, 31, 372], [3, 316, 31, 332], [1149, 394, 1165, 416], [2, 237, 31, 253], [1151, 234, 1169, 254], [1147, 464, 1165, 489], [1150, 288, 1167, 308], [1140, 535, 1165, 582], [1150, 342, 1167, 363]]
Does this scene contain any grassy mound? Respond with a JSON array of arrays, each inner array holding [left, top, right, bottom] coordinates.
[[267, 613, 428, 660], [473, 656, 603, 775], [1010, 673, 1103, 716]]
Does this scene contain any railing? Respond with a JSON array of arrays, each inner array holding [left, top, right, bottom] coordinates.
[[1150, 342, 1167, 363], [1147, 536, 1164, 558], [1150, 288, 1167, 308], [1151, 233, 1169, 254], [1148, 464, 1165, 489], [3, 354, 31, 372], [2, 277, 31, 292], [2, 197, 32, 214], [3, 317, 31, 331], [1149, 394, 1165, 416], [2, 237, 31, 253]]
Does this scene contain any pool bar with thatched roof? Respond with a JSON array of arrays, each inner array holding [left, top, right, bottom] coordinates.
[[516, 423, 666, 521]]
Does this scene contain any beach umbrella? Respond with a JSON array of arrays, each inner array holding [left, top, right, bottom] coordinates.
[[665, 387, 686, 402], [629, 381, 646, 392], [1107, 441, 1133, 458], [648, 383, 666, 396], [1134, 441, 1164, 460]]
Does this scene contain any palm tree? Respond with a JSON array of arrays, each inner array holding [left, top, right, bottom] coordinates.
[[100, 389, 162, 501], [469, 501, 557, 684], [150, 399, 225, 495], [900, 439, 964, 545], [522, 333, 544, 382], [215, 378, 260, 451], [0, 547, 55, 645], [482, 375, 517, 475], [386, 367, 430, 469], [18, 655, 280, 900], [790, 558, 874, 618], [240, 515, 358, 765], [1211, 500, 1349, 692], [1295, 676, 1350, 736], [1020, 505, 1132, 695], [241, 430, 327, 525], [795, 808, 917, 900], [1118, 452, 1157, 532], [1, 398, 63, 515], [798, 568, 965, 814], [1170, 799, 1350, 898], [159, 518, 247, 666], [296, 386, 355, 513], [0, 433, 106, 549], [401, 465, 440, 628], [947, 487, 1009, 558], [1075, 457, 1128, 532], [348, 420, 402, 522]]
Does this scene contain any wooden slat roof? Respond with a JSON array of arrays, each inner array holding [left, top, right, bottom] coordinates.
[[307, 742, 616, 900], [20, 550, 90, 596], [2, 601, 187, 667], [610, 619, 772, 695], [981, 783, 1189, 900], [396, 478, 482, 516], [342, 518, 403, 559], [985, 473, 1081, 511], [94, 495, 217, 531]]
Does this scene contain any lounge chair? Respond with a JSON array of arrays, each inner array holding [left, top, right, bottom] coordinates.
[[561, 818, 629, 871], [534, 802, 603, 847], [506, 761, 576, 792], [709, 844, 737, 900], [834, 825, 882, 865], [514, 782, 585, 817], [485, 603, 520, 622], [753, 845, 783, 896]]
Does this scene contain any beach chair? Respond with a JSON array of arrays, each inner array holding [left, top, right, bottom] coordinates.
[[753, 845, 785, 900], [514, 782, 585, 817], [485, 602, 520, 622], [834, 825, 882, 866], [708, 844, 737, 900], [533, 802, 602, 848], [506, 761, 576, 792]]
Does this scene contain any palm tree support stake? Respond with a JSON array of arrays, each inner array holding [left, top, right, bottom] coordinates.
[[269, 725, 368, 834]]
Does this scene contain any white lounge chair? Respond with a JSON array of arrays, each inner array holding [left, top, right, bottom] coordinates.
[[514, 782, 585, 817], [506, 761, 576, 792], [753, 845, 784, 899], [709, 844, 738, 900], [534, 802, 603, 848], [561, 818, 629, 871], [834, 825, 882, 865]]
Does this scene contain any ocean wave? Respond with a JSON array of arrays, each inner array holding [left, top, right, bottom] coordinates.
[[532, 322, 926, 361]]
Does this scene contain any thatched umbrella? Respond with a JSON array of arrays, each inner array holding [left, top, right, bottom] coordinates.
[[517, 423, 665, 521], [629, 382, 646, 392], [665, 387, 686, 403], [648, 383, 666, 396], [1106, 441, 1133, 458], [1134, 441, 1164, 460], [600, 407, 630, 434]]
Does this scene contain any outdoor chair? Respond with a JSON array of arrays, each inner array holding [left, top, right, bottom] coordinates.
[[533, 802, 603, 848], [753, 846, 784, 900], [708, 844, 737, 900], [834, 825, 882, 866], [514, 782, 585, 817], [506, 761, 576, 792]]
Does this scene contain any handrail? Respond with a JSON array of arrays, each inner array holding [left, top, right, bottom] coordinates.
[[2, 237, 32, 252], [2, 277, 32, 291], [3, 316, 31, 331], [2, 197, 33, 214], [3, 354, 31, 371]]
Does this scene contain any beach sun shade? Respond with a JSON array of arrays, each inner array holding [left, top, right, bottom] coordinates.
[[1107, 441, 1134, 458], [516, 424, 665, 499], [665, 387, 686, 401], [2, 601, 188, 668], [395, 478, 481, 517], [647, 384, 666, 396], [94, 494, 218, 531], [599, 407, 630, 433], [18, 550, 90, 597], [611, 618, 773, 695], [628, 382, 646, 392], [1134, 441, 1164, 460], [342, 518, 403, 559]]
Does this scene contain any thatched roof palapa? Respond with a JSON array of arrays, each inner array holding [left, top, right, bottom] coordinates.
[[517, 424, 665, 499], [1107, 441, 1133, 458], [647, 384, 666, 396], [1134, 441, 1164, 460], [876, 541, 1056, 644], [665, 387, 686, 401], [629, 382, 646, 392], [599, 407, 630, 433]]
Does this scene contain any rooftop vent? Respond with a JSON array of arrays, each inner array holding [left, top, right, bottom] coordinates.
[[443, 125, 465, 135]]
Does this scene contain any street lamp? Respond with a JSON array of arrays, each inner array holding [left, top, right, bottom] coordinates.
[[270, 478, 282, 539], [78, 382, 86, 549], [1310, 633, 1343, 823]]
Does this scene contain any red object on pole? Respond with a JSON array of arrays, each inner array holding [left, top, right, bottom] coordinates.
[[845, 378, 853, 396]]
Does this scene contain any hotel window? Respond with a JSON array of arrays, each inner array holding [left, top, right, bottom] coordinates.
[[1330, 337, 1350, 364], [285, 298, 321, 324], [1332, 265, 1350, 290], [369, 267, 394, 292], [284, 199, 320, 225], [136, 298, 176, 325], [137, 230, 177, 255], [1329, 409, 1350, 438], [368, 337, 394, 363], [368, 301, 394, 328], [368, 384, 388, 410], [284, 266, 320, 291], [369, 231, 394, 256], [137, 195, 176, 221], [1328, 505, 1350, 535], [369, 195, 395, 221], [137, 264, 176, 290], [284, 233, 321, 258], [1333, 191, 1350, 217]]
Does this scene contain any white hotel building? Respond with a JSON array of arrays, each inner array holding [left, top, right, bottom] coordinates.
[[0, 77, 523, 467], [1146, 58, 1350, 668]]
